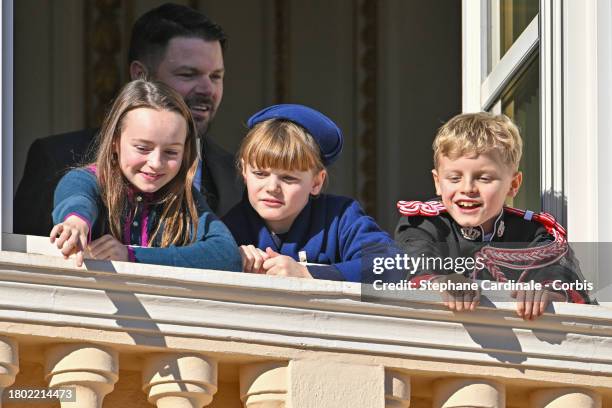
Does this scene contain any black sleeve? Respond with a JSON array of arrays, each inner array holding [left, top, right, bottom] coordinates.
[[523, 227, 591, 303], [394, 215, 451, 279], [201, 138, 244, 217], [13, 139, 57, 236]]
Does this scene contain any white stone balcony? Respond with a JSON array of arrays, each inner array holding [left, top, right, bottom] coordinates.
[[0, 234, 610, 407]]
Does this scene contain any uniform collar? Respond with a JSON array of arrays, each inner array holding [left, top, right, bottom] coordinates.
[[459, 210, 505, 242]]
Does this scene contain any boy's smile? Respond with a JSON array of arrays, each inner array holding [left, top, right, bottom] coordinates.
[[432, 151, 522, 234], [243, 164, 325, 234]]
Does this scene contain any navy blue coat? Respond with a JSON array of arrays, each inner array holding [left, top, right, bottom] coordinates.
[[223, 194, 400, 282]]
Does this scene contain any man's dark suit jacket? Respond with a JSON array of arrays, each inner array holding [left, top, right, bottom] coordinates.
[[14, 128, 244, 236]]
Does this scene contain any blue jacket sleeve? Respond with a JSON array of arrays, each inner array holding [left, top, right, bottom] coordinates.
[[130, 208, 242, 272], [308, 200, 403, 283], [308, 265, 346, 281], [52, 168, 100, 228]]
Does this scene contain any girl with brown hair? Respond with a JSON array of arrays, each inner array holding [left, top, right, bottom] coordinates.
[[49, 79, 241, 271]]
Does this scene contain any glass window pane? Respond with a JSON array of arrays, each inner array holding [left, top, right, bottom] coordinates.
[[502, 56, 540, 211], [500, 0, 539, 56]]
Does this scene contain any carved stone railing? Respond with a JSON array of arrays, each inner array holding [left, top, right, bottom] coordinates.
[[0, 234, 610, 407]]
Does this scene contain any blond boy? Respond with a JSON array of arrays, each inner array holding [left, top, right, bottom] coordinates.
[[395, 113, 589, 320]]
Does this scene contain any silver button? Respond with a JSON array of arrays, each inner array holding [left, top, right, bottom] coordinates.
[[136, 195, 143, 202], [133, 221, 139, 227]]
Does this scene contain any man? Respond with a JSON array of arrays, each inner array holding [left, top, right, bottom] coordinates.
[[14, 3, 243, 236]]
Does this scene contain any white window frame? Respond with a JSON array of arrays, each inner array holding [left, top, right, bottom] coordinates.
[[461, 0, 483, 113], [480, 16, 538, 111], [464, 0, 612, 242], [463, 1, 540, 113], [0, 0, 14, 249], [463, 0, 561, 221], [562, 0, 612, 242], [539, 0, 564, 221]]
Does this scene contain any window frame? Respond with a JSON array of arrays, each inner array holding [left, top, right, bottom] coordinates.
[[480, 16, 538, 111], [0, 0, 14, 249], [463, 0, 563, 221], [464, 0, 612, 242], [539, 0, 564, 221]]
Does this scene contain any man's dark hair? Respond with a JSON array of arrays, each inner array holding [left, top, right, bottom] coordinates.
[[128, 3, 227, 70]]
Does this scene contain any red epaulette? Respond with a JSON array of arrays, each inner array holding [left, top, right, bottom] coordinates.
[[503, 206, 567, 238], [397, 200, 446, 217], [397, 201, 567, 239]]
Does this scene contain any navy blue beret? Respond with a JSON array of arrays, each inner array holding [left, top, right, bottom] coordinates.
[[247, 104, 343, 165]]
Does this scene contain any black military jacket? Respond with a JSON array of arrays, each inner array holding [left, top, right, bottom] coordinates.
[[394, 200, 590, 303]]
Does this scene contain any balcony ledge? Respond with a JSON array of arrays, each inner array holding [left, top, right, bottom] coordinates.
[[0, 244, 610, 387]]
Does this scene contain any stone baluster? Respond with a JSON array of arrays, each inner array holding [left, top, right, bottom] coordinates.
[[530, 388, 601, 408], [45, 343, 118, 408], [433, 378, 505, 408], [239, 362, 288, 407], [142, 353, 217, 408], [0, 337, 19, 407], [288, 360, 385, 407], [385, 370, 411, 408]]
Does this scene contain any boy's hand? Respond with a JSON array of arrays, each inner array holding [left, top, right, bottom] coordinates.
[[50, 215, 89, 267], [434, 274, 480, 312], [87, 235, 128, 262], [511, 288, 565, 320], [240, 245, 270, 273], [263, 248, 313, 278]]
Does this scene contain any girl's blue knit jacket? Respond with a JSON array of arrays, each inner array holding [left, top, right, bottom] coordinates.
[[53, 168, 242, 271]]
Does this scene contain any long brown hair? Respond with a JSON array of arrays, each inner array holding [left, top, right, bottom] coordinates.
[[93, 79, 199, 247]]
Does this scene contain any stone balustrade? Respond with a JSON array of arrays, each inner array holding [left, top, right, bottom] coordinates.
[[45, 344, 118, 408], [0, 337, 18, 407], [0, 235, 610, 407]]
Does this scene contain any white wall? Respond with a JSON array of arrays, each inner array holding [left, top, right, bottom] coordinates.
[[564, 0, 612, 243]]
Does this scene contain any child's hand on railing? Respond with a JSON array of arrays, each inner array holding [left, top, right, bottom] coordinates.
[[239, 245, 270, 273], [87, 235, 128, 262], [49, 215, 89, 267], [262, 248, 313, 278], [511, 288, 565, 320], [433, 274, 481, 312]]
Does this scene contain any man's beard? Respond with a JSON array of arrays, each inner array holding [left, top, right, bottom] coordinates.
[[184, 93, 216, 137], [194, 117, 212, 138]]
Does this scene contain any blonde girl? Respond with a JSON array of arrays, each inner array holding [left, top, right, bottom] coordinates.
[[223, 104, 399, 281]]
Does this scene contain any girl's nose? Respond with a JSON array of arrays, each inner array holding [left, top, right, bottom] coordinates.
[[148, 151, 163, 169]]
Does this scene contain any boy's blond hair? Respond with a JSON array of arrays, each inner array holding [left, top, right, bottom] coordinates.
[[237, 119, 325, 173], [433, 112, 523, 171]]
